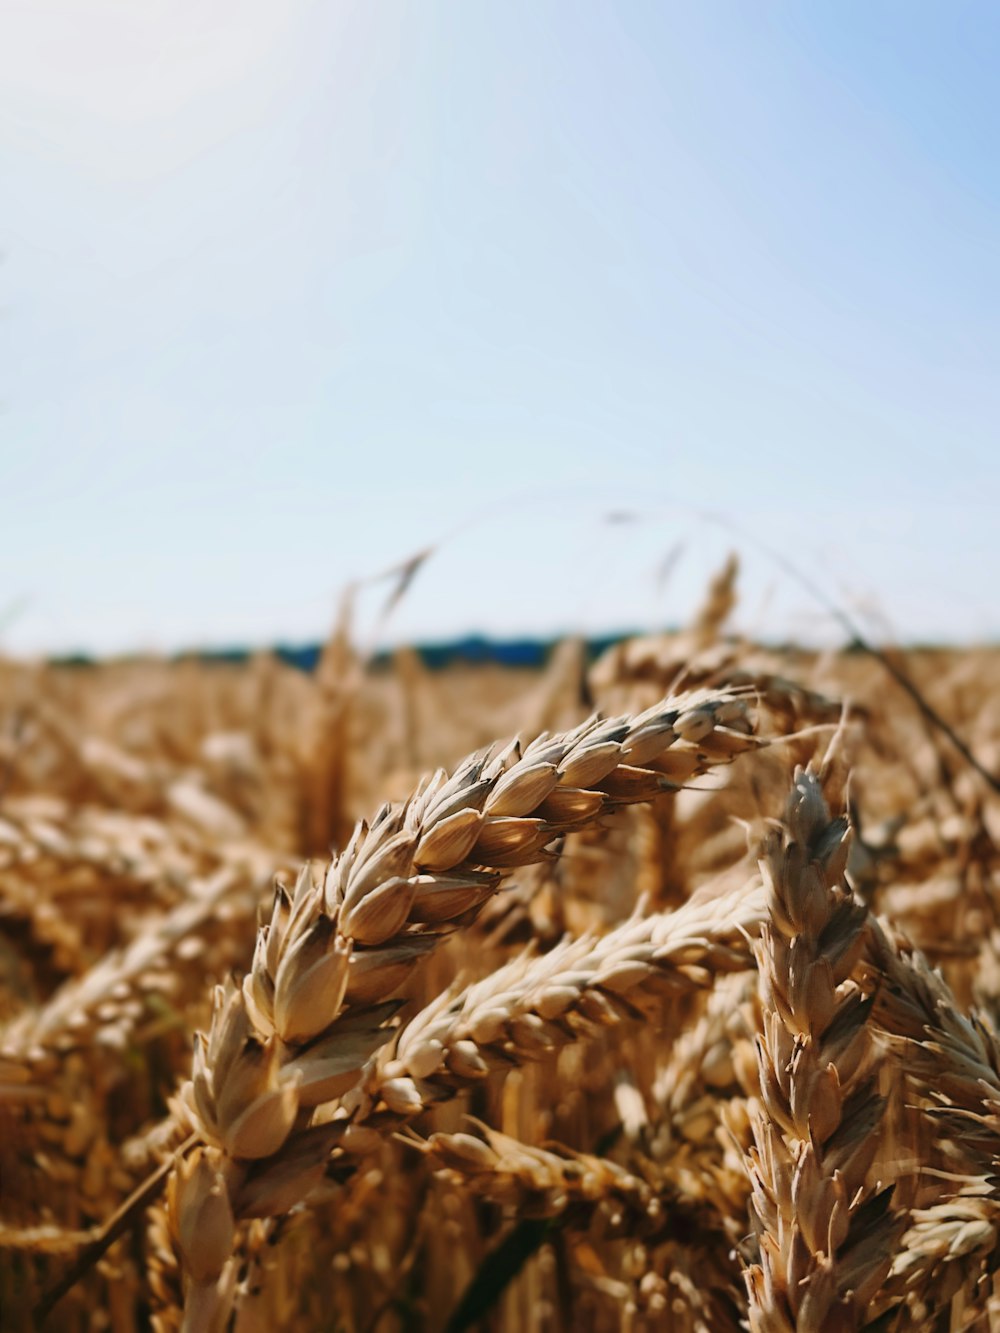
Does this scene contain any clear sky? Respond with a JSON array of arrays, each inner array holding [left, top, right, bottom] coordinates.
[[2, 1, 997, 655]]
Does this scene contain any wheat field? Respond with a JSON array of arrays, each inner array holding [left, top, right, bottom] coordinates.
[[2, 563, 999, 1331]]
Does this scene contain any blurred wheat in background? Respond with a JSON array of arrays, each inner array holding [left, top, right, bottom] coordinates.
[[1, 558, 998, 1331]]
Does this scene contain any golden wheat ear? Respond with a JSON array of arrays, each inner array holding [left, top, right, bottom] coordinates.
[[159, 689, 759, 1325], [743, 768, 905, 1333]]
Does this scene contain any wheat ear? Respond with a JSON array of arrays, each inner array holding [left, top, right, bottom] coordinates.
[[165, 690, 758, 1324], [420, 1122, 718, 1237], [862, 916, 1000, 1321], [743, 769, 902, 1333], [363, 877, 764, 1125]]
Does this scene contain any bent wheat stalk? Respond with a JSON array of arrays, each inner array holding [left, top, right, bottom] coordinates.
[[164, 690, 758, 1326]]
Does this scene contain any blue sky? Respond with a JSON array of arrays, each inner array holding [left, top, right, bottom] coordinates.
[[2, 1, 997, 654]]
